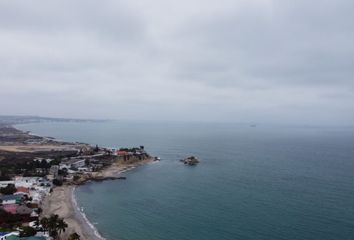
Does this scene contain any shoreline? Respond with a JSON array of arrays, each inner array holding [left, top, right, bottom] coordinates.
[[41, 185, 96, 240], [1, 122, 157, 240], [71, 187, 106, 240], [42, 158, 155, 240]]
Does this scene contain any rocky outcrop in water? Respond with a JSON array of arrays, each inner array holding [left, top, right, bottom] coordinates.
[[180, 156, 200, 166]]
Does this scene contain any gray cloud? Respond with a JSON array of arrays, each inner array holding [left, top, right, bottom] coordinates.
[[0, 0, 353, 125], [169, 0, 354, 87]]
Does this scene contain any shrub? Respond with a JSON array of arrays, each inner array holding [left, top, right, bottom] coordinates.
[[20, 226, 37, 237], [52, 179, 63, 186]]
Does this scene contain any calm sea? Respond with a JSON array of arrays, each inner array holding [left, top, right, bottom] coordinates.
[[17, 122, 354, 240]]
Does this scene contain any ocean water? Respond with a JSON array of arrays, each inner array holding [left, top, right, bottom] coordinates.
[[17, 122, 354, 240]]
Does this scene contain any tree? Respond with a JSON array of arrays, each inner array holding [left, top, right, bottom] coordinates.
[[84, 158, 90, 166], [48, 214, 59, 239], [73, 175, 81, 182], [58, 168, 68, 177], [94, 144, 99, 152], [0, 183, 16, 195], [68, 232, 81, 240], [52, 179, 63, 186], [0, 174, 11, 181], [35, 207, 43, 215], [57, 218, 68, 236], [40, 214, 68, 240], [40, 217, 49, 232], [50, 159, 61, 166], [20, 226, 37, 237], [39, 159, 50, 169]]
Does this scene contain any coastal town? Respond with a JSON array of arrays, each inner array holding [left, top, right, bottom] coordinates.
[[0, 119, 156, 240]]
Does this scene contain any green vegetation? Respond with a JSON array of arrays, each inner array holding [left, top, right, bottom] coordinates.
[[119, 146, 144, 152], [52, 179, 63, 186], [40, 214, 68, 239], [0, 183, 16, 195], [68, 232, 81, 240], [73, 175, 81, 182], [20, 226, 37, 237]]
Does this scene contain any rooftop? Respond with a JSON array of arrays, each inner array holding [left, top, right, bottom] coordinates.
[[7, 236, 46, 240], [0, 194, 24, 201]]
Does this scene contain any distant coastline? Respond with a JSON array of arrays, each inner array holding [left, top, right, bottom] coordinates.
[[0, 115, 108, 126]]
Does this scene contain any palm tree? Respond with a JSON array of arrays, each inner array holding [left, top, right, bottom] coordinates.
[[40, 217, 49, 233], [34, 219, 40, 230], [57, 218, 68, 236], [48, 214, 59, 238], [40, 214, 68, 239], [68, 232, 81, 240]]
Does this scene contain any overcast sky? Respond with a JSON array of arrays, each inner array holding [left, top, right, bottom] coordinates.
[[0, 0, 353, 125]]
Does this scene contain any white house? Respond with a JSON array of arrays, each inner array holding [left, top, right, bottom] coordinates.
[[14, 177, 41, 188], [0, 194, 22, 205], [59, 163, 71, 170], [71, 159, 86, 169], [78, 167, 92, 172]]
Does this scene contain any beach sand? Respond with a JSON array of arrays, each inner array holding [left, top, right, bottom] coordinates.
[[41, 186, 101, 240], [99, 158, 155, 178]]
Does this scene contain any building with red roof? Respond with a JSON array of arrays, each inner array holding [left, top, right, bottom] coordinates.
[[117, 150, 128, 155], [15, 187, 29, 195], [2, 204, 18, 214]]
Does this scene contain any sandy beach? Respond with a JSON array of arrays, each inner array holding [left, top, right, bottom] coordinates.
[[41, 158, 156, 240], [41, 186, 100, 240], [98, 158, 155, 178]]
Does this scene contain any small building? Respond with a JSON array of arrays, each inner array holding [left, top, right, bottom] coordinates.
[[14, 177, 41, 188], [15, 187, 29, 195], [71, 159, 86, 169], [6, 236, 46, 240], [110, 148, 117, 155], [28, 190, 42, 204], [0, 232, 19, 240], [49, 165, 59, 179], [117, 150, 128, 156], [78, 167, 92, 173], [45, 158, 54, 163], [91, 163, 103, 171], [16, 205, 33, 215], [0, 194, 24, 205], [59, 163, 71, 170], [1, 204, 18, 214], [30, 210, 39, 218], [35, 168, 47, 174]]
